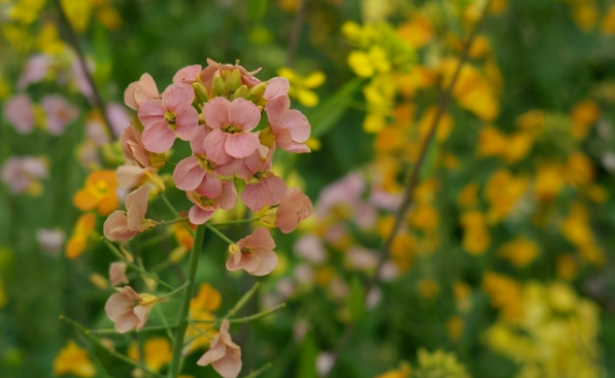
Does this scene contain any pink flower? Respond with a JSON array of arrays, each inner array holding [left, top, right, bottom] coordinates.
[[116, 164, 161, 190], [103, 186, 154, 242], [199, 58, 261, 91], [86, 113, 110, 146], [317, 173, 366, 217], [268, 109, 311, 153], [263, 77, 290, 124], [294, 235, 325, 264], [138, 84, 199, 153], [203, 97, 261, 161], [106, 103, 131, 137], [4, 95, 34, 134], [275, 187, 312, 233], [173, 127, 241, 197], [104, 286, 155, 333], [346, 246, 378, 271], [226, 227, 277, 276], [196, 319, 242, 378], [109, 262, 129, 287], [173, 64, 202, 86], [187, 180, 237, 224], [1, 156, 48, 194], [72, 56, 95, 102], [42, 95, 79, 135], [124, 73, 160, 111], [36, 228, 65, 255], [120, 125, 164, 168], [17, 54, 51, 89], [236, 146, 287, 212]]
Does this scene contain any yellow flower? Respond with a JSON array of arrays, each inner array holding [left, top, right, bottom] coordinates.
[[516, 109, 545, 131], [54, 340, 96, 377], [418, 279, 439, 299], [571, 99, 599, 139], [66, 213, 96, 259], [457, 183, 478, 208], [397, 14, 433, 49], [500, 132, 535, 164], [601, 5, 615, 35], [446, 316, 464, 341], [565, 152, 594, 186], [586, 184, 608, 203], [415, 349, 470, 378], [498, 237, 539, 267], [190, 283, 222, 313], [38, 22, 65, 55], [477, 126, 507, 157], [556, 254, 578, 281], [408, 203, 439, 232], [534, 162, 565, 202], [128, 337, 172, 371], [417, 106, 454, 142], [482, 272, 522, 322], [469, 35, 491, 58], [485, 170, 528, 222], [454, 282, 472, 314], [8, 0, 46, 25], [375, 363, 411, 378], [572, 3, 598, 32], [390, 232, 414, 272], [73, 170, 119, 216], [460, 211, 491, 255], [277, 68, 326, 107], [396, 67, 435, 98], [348, 46, 391, 78], [561, 202, 593, 247]]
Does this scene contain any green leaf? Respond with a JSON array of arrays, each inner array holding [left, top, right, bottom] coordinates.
[[297, 334, 318, 378], [347, 276, 365, 323], [309, 78, 364, 138], [247, 0, 268, 22]]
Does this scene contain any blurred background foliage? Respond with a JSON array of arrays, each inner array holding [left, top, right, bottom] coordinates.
[[2, 0, 615, 377]]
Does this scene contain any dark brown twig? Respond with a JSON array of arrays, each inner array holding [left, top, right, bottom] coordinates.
[[52, 0, 115, 137], [321, 2, 493, 376]]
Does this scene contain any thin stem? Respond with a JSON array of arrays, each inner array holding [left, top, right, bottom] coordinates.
[[157, 217, 189, 226], [157, 281, 189, 301], [205, 223, 235, 245], [51, 0, 114, 137], [224, 282, 261, 319], [91, 324, 179, 335], [242, 362, 273, 378], [167, 224, 206, 377], [161, 193, 194, 236], [156, 305, 176, 342], [209, 218, 260, 226], [192, 302, 286, 324], [286, 0, 309, 67], [60, 315, 166, 378]]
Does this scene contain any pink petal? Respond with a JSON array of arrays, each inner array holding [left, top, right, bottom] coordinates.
[[224, 132, 260, 159], [189, 206, 214, 225], [264, 77, 289, 101], [125, 186, 150, 230], [115, 312, 139, 333], [242, 175, 287, 211], [124, 82, 138, 110], [138, 100, 166, 128], [174, 104, 199, 141], [116, 165, 144, 189], [173, 65, 202, 85], [196, 172, 222, 198], [249, 249, 278, 276], [215, 181, 238, 210], [265, 96, 290, 125], [163, 83, 195, 110], [103, 211, 135, 242], [204, 97, 231, 129], [173, 157, 205, 191], [280, 109, 310, 143], [204, 128, 233, 165], [228, 98, 261, 131], [104, 289, 133, 320], [134, 73, 160, 106], [134, 305, 149, 330], [189, 126, 209, 154], [197, 341, 227, 366], [141, 120, 176, 153], [4, 95, 34, 134]]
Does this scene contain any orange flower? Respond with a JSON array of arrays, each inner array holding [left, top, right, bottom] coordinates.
[[74, 170, 119, 215], [66, 213, 96, 259]]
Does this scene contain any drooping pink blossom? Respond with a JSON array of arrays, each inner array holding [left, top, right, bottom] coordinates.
[[173, 126, 241, 198], [236, 145, 287, 212], [42, 95, 79, 135], [104, 286, 154, 333], [275, 187, 312, 233], [138, 84, 199, 153], [199, 58, 261, 91], [268, 109, 311, 153], [0, 156, 48, 194], [103, 186, 153, 242], [203, 97, 262, 162], [173, 64, 202, 86], [186, 180, 237, 224], [116, 164, 160, 190], [4, 95, 35, 134], [226, 227, 278, 276], [196, 319, 242, 378], [124, 73, 160, 111], [109, 262, 129, 287], [120, 125, 161, 168], [17, 54, 51, 89]]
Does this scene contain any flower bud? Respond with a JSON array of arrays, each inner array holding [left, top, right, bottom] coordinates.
[[90, 273, 109, 290], [259, 209, 277, 228], [259, 126, 275, 148], [247, 82, 267, 102], [228, 244, 241, 255], [149, 153, 166, 169], [225, 69, 242, 92], [192, 82, 209, 105], [138, 293, 158, 307], [231, 85, 249, 100], [169, 246, 189, 263], [101, 141, 125, 167], [212, 76, 227, 97]]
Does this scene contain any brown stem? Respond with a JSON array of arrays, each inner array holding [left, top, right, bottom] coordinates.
[[321, 2, 493, 376], [52, 0, 115, 137], [286, 0, 309, 67]]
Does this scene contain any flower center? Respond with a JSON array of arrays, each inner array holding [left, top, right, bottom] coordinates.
[[222, 124, 241, 134], [194, 154, 214, 171], [192, 192, 214, 207], [164, 110, 177, 130], [241, 246, 254, 254], [90, 179, 110, 199]]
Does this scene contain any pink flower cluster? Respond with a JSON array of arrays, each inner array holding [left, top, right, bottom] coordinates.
[[4, 94, 78, 135], [117, 59, 313, 228]]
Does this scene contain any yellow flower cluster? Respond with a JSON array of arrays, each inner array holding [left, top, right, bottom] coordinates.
[[484, 281, 603, 378], [375, 349, 470, 378], [558, 0, 615, 34]]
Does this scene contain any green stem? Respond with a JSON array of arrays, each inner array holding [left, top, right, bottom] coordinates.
[[205, 223, 235, 245], [156, 305, 176, 342], [209, 218, 260, 226], [158, 217, 189, 226], [167, 224, 206, 377], [60, 315, 166, 378], [91, 324, 179, 335], [243, 362, 273, 378], [192, 302, 286, 324], [224, 282, 261, 319], [157, 281, 189, 301], [161, 194, 194, 236]]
